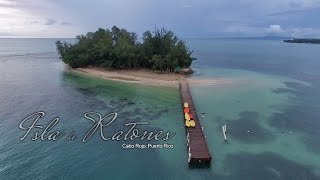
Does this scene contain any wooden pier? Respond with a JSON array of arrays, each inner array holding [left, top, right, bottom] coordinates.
[[179, 79, 212, 164]]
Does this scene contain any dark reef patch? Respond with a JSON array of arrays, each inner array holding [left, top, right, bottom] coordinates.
[[221, 111, 274, 143], [77, 87, 96, 95], [269, 81, 320, 152], [84, 99, 111, 110], [215, 152, 320, 180], [273, 87, 298, 94]]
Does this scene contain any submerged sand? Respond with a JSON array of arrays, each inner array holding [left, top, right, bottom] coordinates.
[[69, 67, 232, 87]]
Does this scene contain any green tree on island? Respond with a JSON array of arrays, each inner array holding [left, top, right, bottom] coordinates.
[[56, 26, 196, 72]]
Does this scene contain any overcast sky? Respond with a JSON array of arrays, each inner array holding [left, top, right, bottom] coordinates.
[[0, 0, 319, 38]]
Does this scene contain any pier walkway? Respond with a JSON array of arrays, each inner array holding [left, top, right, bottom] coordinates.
[[179, 79, 212, 164]]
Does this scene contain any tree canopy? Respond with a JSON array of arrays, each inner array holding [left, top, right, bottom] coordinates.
[[56, 26, 196, 71]]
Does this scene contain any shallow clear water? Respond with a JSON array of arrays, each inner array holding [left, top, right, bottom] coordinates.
[[0, 38, 319, 179], [189, 38, 320, 179]]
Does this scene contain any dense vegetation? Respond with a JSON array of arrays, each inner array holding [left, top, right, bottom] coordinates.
[[283, 39, 320, 44], [56, 26, 196, 71]]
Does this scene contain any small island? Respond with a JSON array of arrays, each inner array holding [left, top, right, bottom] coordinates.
[[56, 26, 196, 86], [283, 38, 320, 44]]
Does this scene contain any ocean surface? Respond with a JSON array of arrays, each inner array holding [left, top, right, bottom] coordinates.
[[0, 38, 319, 180]]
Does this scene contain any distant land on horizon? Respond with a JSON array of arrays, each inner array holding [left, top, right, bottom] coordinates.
[[0, 36, 293, 40], [0, 36, 297, 40], [283, 38, 320, 44], [180, 36, 294, 40]]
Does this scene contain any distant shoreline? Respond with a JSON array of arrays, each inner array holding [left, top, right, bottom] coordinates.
[[283, 38, 320, 44]]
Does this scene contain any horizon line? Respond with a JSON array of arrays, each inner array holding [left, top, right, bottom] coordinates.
[[0, 36, 300, 39]]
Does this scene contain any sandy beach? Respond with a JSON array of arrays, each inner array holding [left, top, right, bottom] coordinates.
[[70, 67, 183, 87], [69, 67, 233, 87]]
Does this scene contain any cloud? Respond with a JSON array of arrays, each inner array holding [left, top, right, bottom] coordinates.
[[30, 21, 39, 24], [0, 0, 81, 37], [0, 31, 13, 37], [182, 4, 192, 8], [1, 0, 320, 37], [60, 21, 73, 26], [289, 27, 320, 38], [267, 6, 320, 17], [45, 18, 56, 25], [266, 24, 284, 33]]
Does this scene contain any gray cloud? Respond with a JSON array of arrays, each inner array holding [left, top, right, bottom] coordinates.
[[0, 0, 41, 11], [45, 18, 56, 26], [182, 4, 192, 8], [0, 32, 14, 37], [60, 21, 73, 26], [31, 21, 39, 24], [267, 7, 318, 17], [1, 0, 320, 37], [0, 3, 13, 8]]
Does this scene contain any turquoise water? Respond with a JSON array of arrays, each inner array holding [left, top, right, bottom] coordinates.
[[0, 38, 320, 179]]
